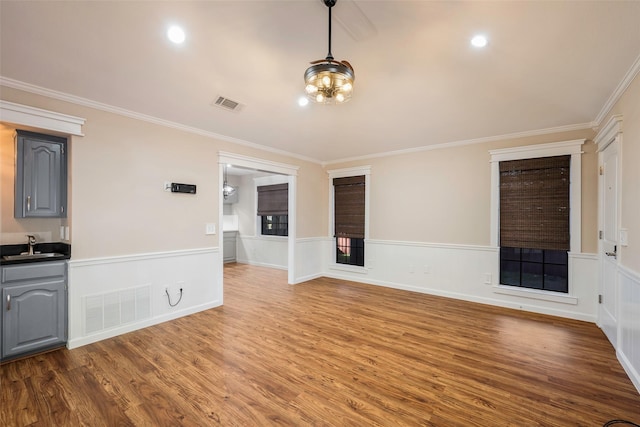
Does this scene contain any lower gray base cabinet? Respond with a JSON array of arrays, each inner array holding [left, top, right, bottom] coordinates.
[[223, 231, 237, 263], [1, 261, 67, 361]]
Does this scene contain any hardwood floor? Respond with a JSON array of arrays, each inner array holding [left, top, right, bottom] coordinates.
[[2, 263, 639, 426]]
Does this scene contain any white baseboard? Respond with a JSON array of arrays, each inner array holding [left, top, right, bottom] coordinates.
[[292, 272, 324, 284], [322, 240, 598, 322], [68, 300, 220, 349], [235, 258, 287, 270], [324, 271, 596, 323]]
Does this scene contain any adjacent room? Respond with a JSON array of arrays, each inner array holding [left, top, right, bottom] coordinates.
[[1, 1, 639, 425]]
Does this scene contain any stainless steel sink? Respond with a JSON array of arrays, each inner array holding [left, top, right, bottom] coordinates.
[[2, 253, 64, 261]]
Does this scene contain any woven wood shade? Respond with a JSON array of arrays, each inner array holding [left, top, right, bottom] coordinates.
[[334, 176, 365, 239], [499, 155, 570, 250], [257, 183, 288, 216]]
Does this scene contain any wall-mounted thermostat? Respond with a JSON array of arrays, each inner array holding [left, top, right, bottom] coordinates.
[[171, 183, 196, 194]]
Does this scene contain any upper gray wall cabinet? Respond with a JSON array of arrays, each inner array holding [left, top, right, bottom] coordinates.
[[15, 130, 67, 218]]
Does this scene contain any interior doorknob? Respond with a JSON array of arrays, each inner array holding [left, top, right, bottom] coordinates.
[[605, 245, 617, 259]]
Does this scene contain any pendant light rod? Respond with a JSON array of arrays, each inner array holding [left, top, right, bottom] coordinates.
[[325, 0, 336, 61]]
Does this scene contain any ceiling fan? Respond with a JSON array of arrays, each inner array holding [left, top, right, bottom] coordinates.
[[304, 0, 356, 104]]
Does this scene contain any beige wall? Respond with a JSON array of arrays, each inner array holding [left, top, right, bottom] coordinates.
[[0, 87, 327, 259], [327, 128, 598, 253], [605, 72, 640, 272]]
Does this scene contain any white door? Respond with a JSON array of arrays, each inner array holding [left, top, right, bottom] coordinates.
[[599, 140, 618, 346]]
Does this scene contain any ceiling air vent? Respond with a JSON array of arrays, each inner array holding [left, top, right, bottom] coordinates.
[[212, 96, 244, 112]]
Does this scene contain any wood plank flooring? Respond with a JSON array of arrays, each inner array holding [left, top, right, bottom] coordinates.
[[2, 263, 639, 426]]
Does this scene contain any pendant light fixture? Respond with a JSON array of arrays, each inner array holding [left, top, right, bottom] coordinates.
[[304, 0, 355, 104], [222, 165, 236, 200]]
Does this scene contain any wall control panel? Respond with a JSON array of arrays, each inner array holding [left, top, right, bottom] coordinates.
[[170, 183, 196, 194]]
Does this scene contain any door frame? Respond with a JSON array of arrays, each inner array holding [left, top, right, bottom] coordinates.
[[595, 114, 623, 345], [218, 152, 299, 285]]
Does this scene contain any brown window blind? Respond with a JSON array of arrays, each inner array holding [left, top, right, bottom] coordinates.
[[334, 175, 365, 239], [257, 183, 288, 216], [499, 155, 570, 251]]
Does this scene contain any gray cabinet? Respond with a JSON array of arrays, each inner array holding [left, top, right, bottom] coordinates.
[[223, 231, 237, 263], [15, 130, 67, 218], [1, 261, 67, 360]]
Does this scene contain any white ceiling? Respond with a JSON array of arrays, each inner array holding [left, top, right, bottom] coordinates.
[[1, 1, 639, 164]]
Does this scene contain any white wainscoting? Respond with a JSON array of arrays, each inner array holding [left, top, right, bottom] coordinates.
[[236, 235, 288, 270], [618, 264, 640, 393], [67, 247, 221, 349], [321, 239, 599, 322], [293, 237, 328, 283]]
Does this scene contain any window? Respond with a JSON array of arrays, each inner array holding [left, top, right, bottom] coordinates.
[[261, 215, 288, 236], [499, 155, 570, 293], [336, 236, 365, 266], [257, 183, 288, 237], [333, 175, 365, 266], [499, 248, 568, 292]]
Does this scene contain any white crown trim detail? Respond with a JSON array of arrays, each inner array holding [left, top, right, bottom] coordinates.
[[595, 114, 623, 152], [0, 100, 85, 136], [489, 139, 585, 162], [594, 52, 640, 126], [218, 151, 299, 176], [323, 123, 594, 166]]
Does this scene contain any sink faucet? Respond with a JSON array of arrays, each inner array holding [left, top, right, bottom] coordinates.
[[27, 235, 36, 255]]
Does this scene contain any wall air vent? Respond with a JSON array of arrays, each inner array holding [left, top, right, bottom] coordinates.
[[212, 96, 244, 112]]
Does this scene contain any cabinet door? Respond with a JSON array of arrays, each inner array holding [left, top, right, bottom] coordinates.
[[15, 131, 67, 218], [2, 280, 67, 359], [223, 232, 237, 262]]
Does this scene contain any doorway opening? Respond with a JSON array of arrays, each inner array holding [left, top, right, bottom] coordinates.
[[218, 152, 299, 285]]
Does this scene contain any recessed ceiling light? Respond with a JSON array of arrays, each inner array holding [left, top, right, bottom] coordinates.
[[167, 25, 185, 44], [298, 97, 309, 107], [471, 35, 488, 48]]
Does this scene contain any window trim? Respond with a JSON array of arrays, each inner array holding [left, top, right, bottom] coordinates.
[[489, 139, 584, 299], [327, 166, 371, 271]]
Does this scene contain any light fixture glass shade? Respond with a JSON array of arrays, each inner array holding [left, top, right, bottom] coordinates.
[[304, 62, 354, 104], [223, 182, 236, 199]]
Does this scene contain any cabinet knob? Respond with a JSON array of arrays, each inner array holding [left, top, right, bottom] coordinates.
[[6, 294, 10, 311]]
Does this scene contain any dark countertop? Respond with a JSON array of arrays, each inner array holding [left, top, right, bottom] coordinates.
[[0, 242, 71, 266]]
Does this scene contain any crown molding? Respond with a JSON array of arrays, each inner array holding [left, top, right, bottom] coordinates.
[[0, 76, 320, 165], [594, 52, 640, 127], [322, 122, 593, 166], [2, 69, 631, 168]]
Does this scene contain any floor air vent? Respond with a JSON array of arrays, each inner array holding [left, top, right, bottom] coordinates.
[[212, 96, 244, 112]]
